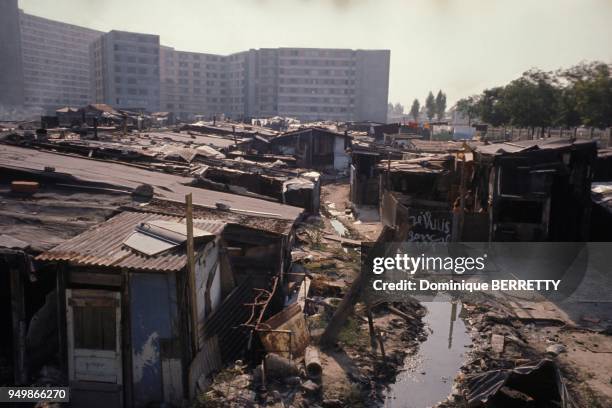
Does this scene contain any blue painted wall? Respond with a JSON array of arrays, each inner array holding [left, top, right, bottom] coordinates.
[[129, 272, 179, 407]]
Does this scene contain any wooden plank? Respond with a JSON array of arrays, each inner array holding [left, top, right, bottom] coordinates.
[[121, 270, 132, 408], [57, 266, 68, 380], [297, 276, 311, 311], [186, 193, 198, 355], [161, 358, 183, 404], [69, 297, 119, 308], [323, 234, 362, 247], [69, 271, 122, 287]]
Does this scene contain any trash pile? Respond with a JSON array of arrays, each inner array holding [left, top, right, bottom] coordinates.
[[437, 298, 577, 407]]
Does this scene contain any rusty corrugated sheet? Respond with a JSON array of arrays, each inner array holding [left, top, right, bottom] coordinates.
[[36, 211, 224, 272], [200, 279, 253, 364], [257, 303, 309, 359]]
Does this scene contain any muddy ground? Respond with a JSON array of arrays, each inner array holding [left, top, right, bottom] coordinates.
[[198, 179, 612, 408]]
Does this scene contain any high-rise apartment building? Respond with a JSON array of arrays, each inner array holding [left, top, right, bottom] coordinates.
[[91, 30, 160, 112], [19, 12, 102, 112], [4, 1, 390, 122], [0, 0, 25, 112], [159, 48, 390, 123], [269, 48, 390, 122], [160, 47, 228, 118]]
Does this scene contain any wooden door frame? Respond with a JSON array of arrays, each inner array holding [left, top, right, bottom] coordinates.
[[65, 289, 123, 386]]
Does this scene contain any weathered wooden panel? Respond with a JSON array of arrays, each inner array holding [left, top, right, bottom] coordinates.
[[74, 350, 118, 383], [69, 271, 122, 287], [66, 289, 123, 406], [161, 358, 183, 404]]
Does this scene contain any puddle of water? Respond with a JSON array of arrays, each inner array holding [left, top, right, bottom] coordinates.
[[330, 219, 347, 237], [385, 298, 471, 408]]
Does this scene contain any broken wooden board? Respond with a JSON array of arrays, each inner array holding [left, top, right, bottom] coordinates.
[[507, 300, 573, 325], [323, 234, 362, 247], [491, 334, 505, 354]]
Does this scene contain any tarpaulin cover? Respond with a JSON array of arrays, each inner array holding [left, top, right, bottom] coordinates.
[[466, 359, 573, 407]]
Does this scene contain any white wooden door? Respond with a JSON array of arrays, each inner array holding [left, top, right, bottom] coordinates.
[[66, 289, 123, 407]]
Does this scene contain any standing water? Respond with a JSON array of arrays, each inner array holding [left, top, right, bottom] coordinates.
[[385, 298, 471, 408]]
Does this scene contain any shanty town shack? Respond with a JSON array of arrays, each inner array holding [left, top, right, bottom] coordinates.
[[36, 211, 233, 408], [472, 138, 596, 241], [267, 127, 352, 172]]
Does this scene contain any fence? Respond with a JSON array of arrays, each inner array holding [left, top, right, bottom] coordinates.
[[481, 127, 612, 148]]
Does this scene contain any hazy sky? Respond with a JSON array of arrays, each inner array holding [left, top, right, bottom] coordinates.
[[19, 0, 612, 109]]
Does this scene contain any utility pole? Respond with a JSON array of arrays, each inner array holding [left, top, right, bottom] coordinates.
[[185, 193, 198, 354]]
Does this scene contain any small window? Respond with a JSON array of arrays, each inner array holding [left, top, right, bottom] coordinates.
[[73, 306, 116, 350]]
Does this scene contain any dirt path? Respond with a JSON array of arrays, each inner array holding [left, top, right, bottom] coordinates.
[[320, 180, 382, 242]]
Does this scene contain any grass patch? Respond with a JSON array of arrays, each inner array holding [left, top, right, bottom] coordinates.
[[338, 317, 367, 348]]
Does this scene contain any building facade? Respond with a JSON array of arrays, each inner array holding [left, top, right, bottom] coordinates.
[[91, 30, 160, 112], [160, 46, 228, 119], [0, 0, 26, 115], [4, 1, 390, 122], [19, 11, 102, 113], [159, 47, 390, 123]]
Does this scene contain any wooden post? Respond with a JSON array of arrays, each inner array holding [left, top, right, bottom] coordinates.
[[457, 145, 467, 241], [121, 269, 133, 407], [366, 305, 377, 353], [386, 152, 391, 192], [185, 193, 198, 354], [10, 267, 27, 384], [56, 265, 68, 382], [320, 227, 394, 348]]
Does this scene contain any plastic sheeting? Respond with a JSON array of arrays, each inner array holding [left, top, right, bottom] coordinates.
[[466, 359, 573, 407]]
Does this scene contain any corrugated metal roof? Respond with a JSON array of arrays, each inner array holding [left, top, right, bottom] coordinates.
[[0, 145, 304, 221], [36, 211, 225, 272], [474, 138, 595, 156], [273, 126, 349, 142]]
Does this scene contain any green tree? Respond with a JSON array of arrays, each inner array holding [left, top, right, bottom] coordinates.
[[425, 91, 436, 121], [478, 87, 509, 126], [498, 70, 559, 128], [435, 90, 447, 120], [562, 62, 612, 128], [456, 61, 611, 128], [455, 95, 480, 125], [410, 99, 420, 121]]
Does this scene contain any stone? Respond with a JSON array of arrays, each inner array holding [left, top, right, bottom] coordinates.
[[546, 344, 566, 356]]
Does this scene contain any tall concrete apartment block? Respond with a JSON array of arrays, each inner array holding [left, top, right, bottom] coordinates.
[[1, 0, 101, 116], [5, 1, 390, 121], [91, 31, 161, 112], [160, 47, 390, 123], [0, 0, 26, 113], [19, 12, 102, 113], [160, 46, 228, 118], [270, 48, 390, 123]]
